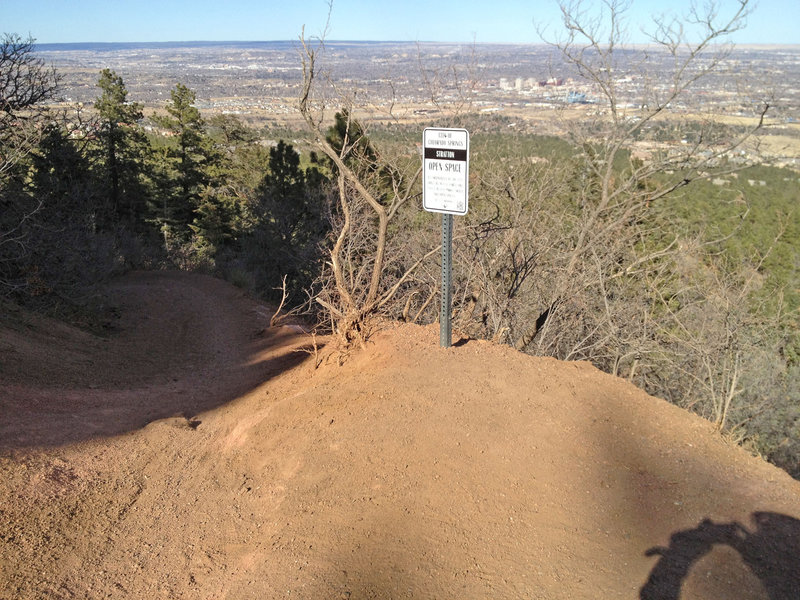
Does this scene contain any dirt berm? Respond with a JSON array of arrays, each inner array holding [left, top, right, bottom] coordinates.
[[1, 271, 798, 599]]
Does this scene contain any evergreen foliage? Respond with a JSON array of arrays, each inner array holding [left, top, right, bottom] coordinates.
[[94, 69, 152, 228], [149, 84, 213, 242], [243, 140, 329, 301]]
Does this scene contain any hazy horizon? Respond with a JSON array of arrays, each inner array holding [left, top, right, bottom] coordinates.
[[6, 0, 799, 46], [32, 40, 800, 48]]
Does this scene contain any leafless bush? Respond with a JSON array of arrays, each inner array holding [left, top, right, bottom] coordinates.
[[298, 30, 451, 348], [0, 34, 60, 179]]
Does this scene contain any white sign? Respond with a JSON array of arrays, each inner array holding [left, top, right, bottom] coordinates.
[[422, 128, 469, 216]]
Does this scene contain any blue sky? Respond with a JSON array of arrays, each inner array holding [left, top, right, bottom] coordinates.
[[3, 0, 798, 45]]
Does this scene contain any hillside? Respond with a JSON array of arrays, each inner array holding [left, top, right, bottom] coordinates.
[[1, 271, 799, 599]]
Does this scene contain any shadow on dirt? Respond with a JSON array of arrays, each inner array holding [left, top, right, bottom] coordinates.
[[640, 512, 800, 600], [0, 337, 313, 450], [0, 271, 318, 450], [581, 384, 800, 598]]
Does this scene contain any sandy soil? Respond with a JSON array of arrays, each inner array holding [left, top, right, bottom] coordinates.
[[1, 270, 798, 599]]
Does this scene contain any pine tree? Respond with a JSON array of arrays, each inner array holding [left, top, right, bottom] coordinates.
[[245, 140, 328, 300], [154, 83, 215, 237], [94, 68, 149, 228], [31, 124, 96, 224], [325, 108, 378, 168]]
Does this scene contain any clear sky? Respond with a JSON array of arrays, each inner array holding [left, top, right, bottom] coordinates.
[[2, 0, 798, 45]]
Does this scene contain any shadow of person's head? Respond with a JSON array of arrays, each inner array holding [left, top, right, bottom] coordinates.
[[640, 512, 800, 600]]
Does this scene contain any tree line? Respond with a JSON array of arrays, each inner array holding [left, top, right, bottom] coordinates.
[[1, 37, 329, 309]]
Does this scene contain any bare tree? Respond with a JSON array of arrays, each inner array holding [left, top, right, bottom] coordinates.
[[0, 34, 60, 294], [640, 221, 790, 433], [510, 0, 767, 355], [0, 34, 60, 179], [298, 30, 430, 347]]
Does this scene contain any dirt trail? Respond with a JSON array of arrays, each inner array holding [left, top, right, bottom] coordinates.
[[1, 271, 799, 599], [0, 271, 305, 447]]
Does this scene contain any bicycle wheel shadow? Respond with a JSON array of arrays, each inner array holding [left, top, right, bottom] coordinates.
[[640, 512, 800, 600]]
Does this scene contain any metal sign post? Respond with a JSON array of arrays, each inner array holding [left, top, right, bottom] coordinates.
[[422, 128, 469, 348], [440, 213, 454, 347]]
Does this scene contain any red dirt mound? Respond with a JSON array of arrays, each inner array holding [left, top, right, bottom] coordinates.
[[1, 271, 798, 599]]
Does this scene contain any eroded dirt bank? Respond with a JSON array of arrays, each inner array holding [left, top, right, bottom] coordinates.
[[1, 271, 798, 599]]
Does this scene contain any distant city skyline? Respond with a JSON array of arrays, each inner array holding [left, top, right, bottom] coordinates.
[[3, 0, 798, 46]]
